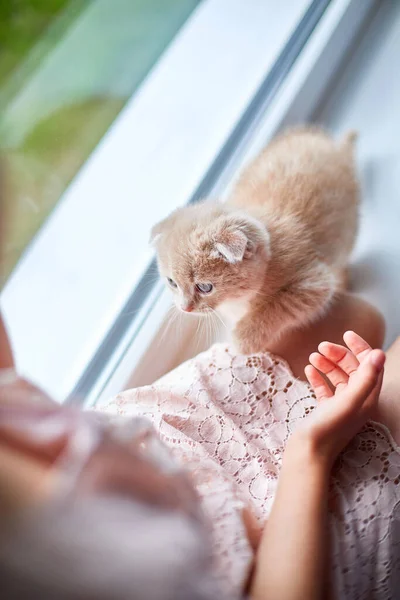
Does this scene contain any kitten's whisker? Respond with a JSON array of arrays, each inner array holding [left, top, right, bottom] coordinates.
[[178, 310, 184, 343], [197, 317, 203, 351], [195, 315, 202, 350], [205, 313, 211, 348], [210, 314, 219, 345], [208, 311, 222, 344], [128, 275, 162, 302], [121, 282, 171, 317], [209, 307, 228, 331], [158, 305, 179, 346], [206, 312, 218, 347], [201, 315, 209, 351], [157, 312, 173, 347]]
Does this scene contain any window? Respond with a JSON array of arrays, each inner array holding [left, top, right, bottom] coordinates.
[[0, 0, 378, 404], [0, 0, 200, 279]]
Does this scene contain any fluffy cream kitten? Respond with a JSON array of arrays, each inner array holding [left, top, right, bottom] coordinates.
[[151, 127, 359, 354]]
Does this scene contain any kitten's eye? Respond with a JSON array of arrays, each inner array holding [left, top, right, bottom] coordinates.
[[196, 283, 213, 294], [167, 277, 177, 289]]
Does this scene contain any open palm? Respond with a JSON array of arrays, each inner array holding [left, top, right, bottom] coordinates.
[[301, 331, 385, 464]]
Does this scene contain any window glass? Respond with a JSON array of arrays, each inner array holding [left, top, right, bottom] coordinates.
[[0, 0, 200, 284]]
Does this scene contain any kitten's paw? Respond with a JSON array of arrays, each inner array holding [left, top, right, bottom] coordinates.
[[236, 340, 256, 355], [234, 324, 270, 355]]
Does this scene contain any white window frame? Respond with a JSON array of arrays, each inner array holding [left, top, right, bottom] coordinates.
[[1, 0, 378, 406]]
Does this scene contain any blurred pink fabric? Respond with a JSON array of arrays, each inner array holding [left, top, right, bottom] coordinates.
[[0, 390, 222, 600]]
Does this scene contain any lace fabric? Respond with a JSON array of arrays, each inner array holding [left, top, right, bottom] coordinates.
[[101, 344, 400, 599]]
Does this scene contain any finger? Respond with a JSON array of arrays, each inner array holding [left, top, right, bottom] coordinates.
[[342, 349, 385, 410], [318, 341, 360, 376], [363, 367, 384, 413], [309, 352, 348, 389], [362, 352, 385, 412], [305, 364, 333, 401], [343, 331, 373, 364]]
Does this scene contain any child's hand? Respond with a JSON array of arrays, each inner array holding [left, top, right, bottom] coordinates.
[[292, 331, 385, 468]]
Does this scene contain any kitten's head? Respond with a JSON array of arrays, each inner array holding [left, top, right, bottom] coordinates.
[[150, 202, 270, 315]]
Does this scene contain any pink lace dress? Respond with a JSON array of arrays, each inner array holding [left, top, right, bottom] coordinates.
[[101, 344, 400, 599]]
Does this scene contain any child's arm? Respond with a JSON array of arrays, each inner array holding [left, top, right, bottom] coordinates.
[[251, 439, 329, 600], [251, 332, 385, 600]]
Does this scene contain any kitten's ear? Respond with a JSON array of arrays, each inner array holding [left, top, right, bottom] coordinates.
[[215, 230, 250, 263], [213, 213, 268, 263], [149, 221, 165, 246], [150, 207, 183, 246]]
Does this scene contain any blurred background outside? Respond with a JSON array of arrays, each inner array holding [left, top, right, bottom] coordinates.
[[0, 0, 199, 284]]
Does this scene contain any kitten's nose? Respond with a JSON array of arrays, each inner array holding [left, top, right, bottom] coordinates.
[[181, 302, 194, 313]]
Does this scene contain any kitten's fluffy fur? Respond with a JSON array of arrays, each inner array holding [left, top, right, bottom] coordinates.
[[151, 127, 359, 353]]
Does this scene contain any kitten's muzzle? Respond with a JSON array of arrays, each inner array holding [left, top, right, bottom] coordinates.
[[181, 304, 194, 313]]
